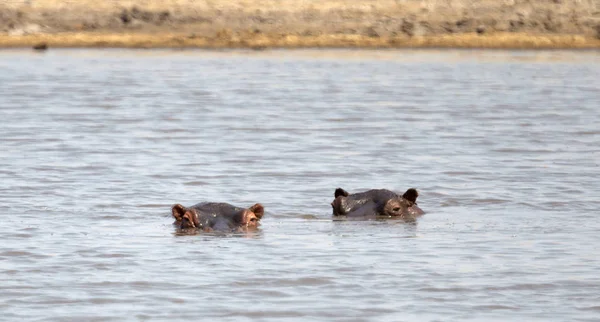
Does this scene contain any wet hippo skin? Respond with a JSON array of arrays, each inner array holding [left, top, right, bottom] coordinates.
[[331, 188, 424, 219], [171, 202, 264, 232]]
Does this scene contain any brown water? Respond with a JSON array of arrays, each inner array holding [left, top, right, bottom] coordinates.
[[1, 49, 599, 321]]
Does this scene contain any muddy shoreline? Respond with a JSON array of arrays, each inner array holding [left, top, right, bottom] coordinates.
[[2, 0, 600, 49], [2, 32, 598, 50]]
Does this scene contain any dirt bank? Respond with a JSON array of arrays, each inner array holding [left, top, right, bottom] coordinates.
[[1, 0, 600, 49]]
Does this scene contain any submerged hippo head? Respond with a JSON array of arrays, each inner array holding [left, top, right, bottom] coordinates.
[[331, 187, 422, 218], [171, 202, 265, 231]]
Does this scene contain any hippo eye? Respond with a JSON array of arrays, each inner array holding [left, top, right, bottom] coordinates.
[[250, 218, 257, 222], [393, 207, 401, 211]]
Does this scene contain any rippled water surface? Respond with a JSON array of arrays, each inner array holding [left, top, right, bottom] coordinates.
[[1, 49, 599, 321]]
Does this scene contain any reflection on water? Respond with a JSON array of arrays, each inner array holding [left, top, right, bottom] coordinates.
[[174, 229, 264, 239], [0, 49, 599, 321]]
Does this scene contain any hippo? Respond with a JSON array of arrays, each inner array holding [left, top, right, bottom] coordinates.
[[331, 188, 424, 219], [171, 202, 264, 232]]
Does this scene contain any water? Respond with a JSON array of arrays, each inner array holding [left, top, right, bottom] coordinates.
[[1, 49, 599, 321]]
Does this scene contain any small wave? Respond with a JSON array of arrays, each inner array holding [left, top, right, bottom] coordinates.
[[471, 198, 511, 205], [97, 215, 125, 220], [89, 298, 124, 305], [0, 251, 48, 258], [33, 298, 80, 305], [572, 130, 600, 136], [443, 171, 477, 176], [93, 253, 133, 258], [439, 199, 461, 207], [137, 204, 169, 208], [94, 203, 127, 209], [419, 287, 470, 293], [492, 148, 555, 153], [219, 310, 306, 318], [471, 304, 518, 310], [8, 233, 33, 238], [183, 181, 209, 186], [482, 283, 555, 291]]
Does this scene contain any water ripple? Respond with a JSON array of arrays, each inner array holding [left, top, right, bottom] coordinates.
[[0, 49, 599, 321]]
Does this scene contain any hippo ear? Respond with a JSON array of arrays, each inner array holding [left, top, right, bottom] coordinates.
[[402, 188, 419, 205], [172, 204, 187, 221], [249, 203, 264, 219], [182, 209, 200, 228], [335, 188, 349, 198]]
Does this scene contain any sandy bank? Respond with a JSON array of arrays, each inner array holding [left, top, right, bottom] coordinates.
[[1, 32, 599, 50], [1, 0, 600, 49]]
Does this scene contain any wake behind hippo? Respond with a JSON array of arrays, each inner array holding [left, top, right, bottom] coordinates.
[[331, 188, 424, 219], [171, 202, 264, 232]]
